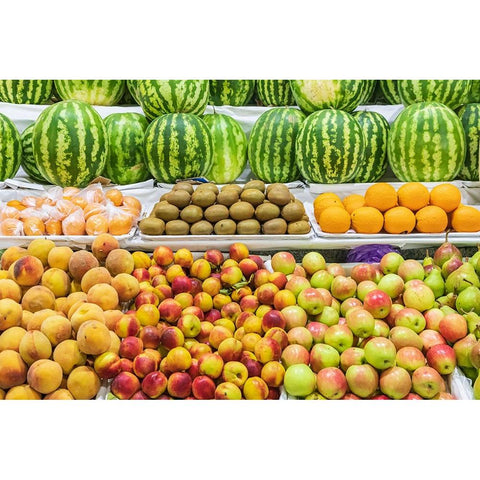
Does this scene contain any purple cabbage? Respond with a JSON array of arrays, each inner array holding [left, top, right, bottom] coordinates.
[[346, 244, 400, 264]]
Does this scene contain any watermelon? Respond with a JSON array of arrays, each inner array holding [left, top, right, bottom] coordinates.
[[144, 113, 213, 183], [32, 100, 108, 187], [256, 80, 294, 106], [290, 80, 369, 114], [0, 113, 22, 181], [378, 80, 401, 104], [209, 80, 256, 106], [202, 114, 247, 184], [126, 80, 140, 104], [457, 103, 480, 181], [20, 124, 46, 183], [136, 80, 209, 120], [352, 111, 389, 182], [295, 109, 364, 183], [468, 81, 480, 102], [398, 80, 472, 109], [0, 80, 53, 105], [387, 102, 466, 182], [104, 113, 151, 185], [248, 107, 305, 183], [358, 80, 377, 105], [54, 80, 125, 106]]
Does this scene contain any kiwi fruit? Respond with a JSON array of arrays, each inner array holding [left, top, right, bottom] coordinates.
[[191, 189, 217, 208], [165, 220, 190, 235], [236, 219, 261, 235], [217, 189, 239, 207], [266, 183, 286, 193], [244, 180, 266, 192], [255, 202, 281, 222], [165, 190, 191, 208], [267, 186, 291, 206], [153, 201, 180, 221], [180, 205, 203, 224], [190, 220, 214, 235], [204, 204, 229, 223], [196, 183, 219, 195], [262, 218, 287, 235], [221, 184, 243, 194], [240, 188, 265, 206], [173, 182, 194, 194], [229, 201, 255, 221], [288, 220, 311, 234], [160, 193, 169, 202], [139, 217, 165, 235], [281, 201, 305, 222], [214, 219, 237, 235]]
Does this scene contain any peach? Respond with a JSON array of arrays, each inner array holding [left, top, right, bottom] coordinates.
[[197, 321, 214, 343], [70, 280, 83, 293], [5, 384, 42, 399], [0, 326, 26, 352], [264, 327, 289, 350], [21, 311, 33, 330], [70, 303, 105, 332], [55, 297, 68, 313], [19, 330, 52, 365], [104, 310, 123, 331], [256, 305, 273, 319], [133, 352, 157, 378], [190, 259, 212, 280], [2, 246, 29, 270], [141, 371, 168, 398], [47, 246, 74, 271], [107, 330, 121, 354], [9, 256, 44, 286], [27, 238, 56, 267], [62, 292, 88, 316], [67, 366, 101, 399], [105, 249, 135, 276], [21, 286, 56, 313], [217, 337, 243, 362], [68, 251, 99, 282], [0, 279, 22, 303], [40, 315, 72, 347], [143, 348, 161, 366], [27, 359, 63, 394], [174, 292, 194, 309], [0, 298, 23, 331], [80, 267, 112, 293], [161, 326, 185, 350], [229, 243, 250, 262], [213, 294, 232, 311], [91, 233, 120, 263], [174, 248, 193, 269], [136, 304, 160, 327], [41, 268, 71, 298], [166, 265, 186, 284], [209, 325, 233, 349], [243, 315, 263, 335], [241, 332, 262, 353], [153, 246, 174, 267], [159, 298, 183, 324], [94, 351, 122, 379], [114, 313, 141, 338], [44, 388, 74, 400], [111, 371, 140, 399], [26, 308, 57, 331], [87, 283, 119, 311], [76, 320, 111, 355], [0, 350, 27, 389], [111, 273, 140, 303], [53, 339, 86, 375], [133, 268, 150, 283], [119, 336, 144, 360], [167, 371, 192, 398], [132, 251, 151, 270], [202, 277, 222, 297]]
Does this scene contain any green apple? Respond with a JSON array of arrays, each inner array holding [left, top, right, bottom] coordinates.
[[284, 364, 316, 397]]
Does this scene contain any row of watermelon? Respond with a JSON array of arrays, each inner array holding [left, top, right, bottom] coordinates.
[[1, 80, 479, 111], [0, 98, 478, 187]]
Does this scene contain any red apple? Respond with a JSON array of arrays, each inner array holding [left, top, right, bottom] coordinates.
[[439, 313, 468, 343], [396, 346, 426, 372], [280, 344, 310, 368], [316, 367, 348, 399], [379, 366, 412, 399], [345, 364, 379, 398], [351, 263, 378, 283], [306, 321, 328, 344], [363, 289, 392, 319], [426, 343, 456, 374], [412, 366, 443, 398]]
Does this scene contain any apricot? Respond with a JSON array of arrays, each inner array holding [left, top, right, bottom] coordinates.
[[80, 267, 112, 293], [41, 268, 71, 297], [111, 273, 140, 303], [5, 384, 42, 399], [70, 303, 106, 332], [55, 297, 68, 313], [27, 238, 56, 267], [70, 280, 83, 293], [87, 283, 119, 311], [104, 310, 123, 331], [0, 246, 28, 270], [66, 366, 101, 399], [0, 350, 27, 389], [27, 359, 63, 394], [91, 233, 120, 263], [44, 388, 74, 400], [26, 309, 58, 331], [21, 311, 33, 330], [62, 292, 88, 316], [105, 249, 135, 276], [107, 330, 121, 354], [47, 246, 74, 271], [9, 256, 44, 287], [40, 315, 72, 346], [68, 251, 99, 282], [0, 298, 23, 331], [53, 339, 86, 375], [132, 251, 152, 270], [0, 326, 27, 352], [19, 330, 52, 365], [76, 320, 111, 355], [0, 279, 22, 302], [21, 286, 56, 313]]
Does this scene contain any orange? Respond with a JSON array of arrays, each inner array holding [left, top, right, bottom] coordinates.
[[313, 193, 343, 221], [342, 194, 365, 214], [56, 200, 78, 219], [122, 196, 142, 214], [6, 200, 26, 211], [106, 188, 124, 207], [83, 203, 106, 220], [23, 217, 46, 236], [397, 182, 430, 211], [429, 184, 461, 213], [364, 183, 398, 212], [45, 219, 63, 235], [318, 206, 351, 233], [63, 187, 81, 198], [351, 206, 384, 234], [21, 196, 40, 208], [415, 206, 448, 233], [384, 206, 416, 234], [62, 213, 86, 236], [86, 214, 109, 235], [0, 205, 21, 220], [71, 196, 88, 210], [450, 206, 480, 232], [0, 218, 23, 236]]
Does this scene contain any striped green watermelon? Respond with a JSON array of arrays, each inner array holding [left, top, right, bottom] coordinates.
[[352, 111, 389, 182], [248, 108, 305, 183], [144, 113, 213, 183], [387, 102, 466, 182], [358, 81, 377, 105], [295, 109, 364, 183], [0, 113, 22, 181], [54, 80, 125, 106], [378, 80, 401, 104], [209, 80, 256, 106], [20, 124, 46, 183], [0, 80, 53, 105], [457, 103, 480, 181], [256, 80, 294, 106], [468, 81, 480, 102], [104, 113, 151, 185], [398, 80, 472, 109], [136, 80, 209, 120], [202, 114, 247, 184], [125, 80, 140, 105], [32, 100, 108, 187]]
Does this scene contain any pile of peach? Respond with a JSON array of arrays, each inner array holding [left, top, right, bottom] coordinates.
[[0, 184, 142, 236]]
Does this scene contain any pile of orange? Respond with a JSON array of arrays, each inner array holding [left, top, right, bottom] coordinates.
[[314, 182, 480, 235], [0, 185, 142, 237]]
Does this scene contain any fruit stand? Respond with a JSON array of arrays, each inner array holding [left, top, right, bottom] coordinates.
[[1, 79, 480, 401]]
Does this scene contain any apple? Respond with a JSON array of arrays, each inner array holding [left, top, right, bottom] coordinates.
[[377, 274, 404, 299], [395, 346, 426, 372], [439, 313, 468, 343], [281, 344, 310, 368], [285, 275, 311, 298], [297, 288, 327, 316], [342, 393, 361, 400], [256, 283, 279, 306], [268, 272, 288, 290], [364, 337, 396, 370], [324, 324, 354, 353], [379, 366, 412, 399], [271, 251, 296, 275], [310, 343, 340, 372], [419, 329, 447, 353], [385, 303, 405, 328], [389, 326, 423, 351], [316, 367, 347, 399], [373, 320, 390, 338], [281, 305, 307, 330], [345, 364, 379, 398], [283, 364, 316, 397], [260, 361, 285, 388], [424, 308, 444, 332], [330, 276, 357, 301], [340, 347, 365, 372], [310, 270, 333, 290], [394, 308, 426, 334], [301, 252, 326, 275], [222, 361, 249, 387], [380, 252, 404, 274], [340, 298, 363, 317], [426, 344, 456, 374], [306, 321, 328, 344], [243, 376, 269, 400], [356, 280, 378, 302], [261, 309, 286, 332], [316, 306, 340, 327], [398, 259, 425, 281], [363, 289, 392, 319], [403, 284, 435, 312], [327, 263, 346, 277], [411, 366, 443, 399], [345, 308, 375, 338], [287, 326, 313, 350]]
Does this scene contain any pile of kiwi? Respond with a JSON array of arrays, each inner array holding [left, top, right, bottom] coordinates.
[[138, 180, 311, 236]]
